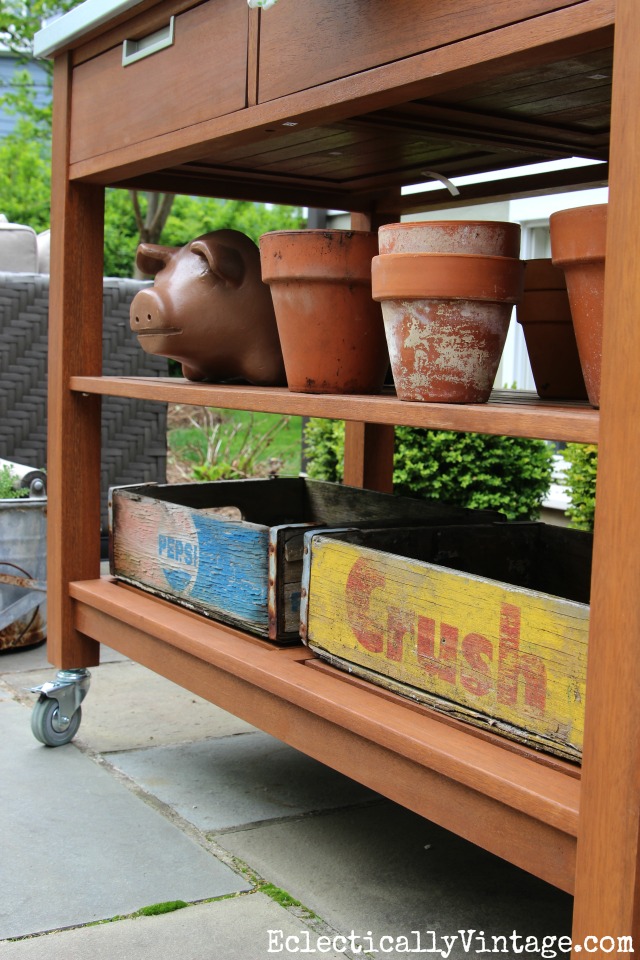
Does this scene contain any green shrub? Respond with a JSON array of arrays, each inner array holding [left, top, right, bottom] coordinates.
[[303, 418, 345, 483], [303, 419, 554, 520], [393, 428, 554, 519], [563, 443, 597, 531], [0, 465, 28, 500]]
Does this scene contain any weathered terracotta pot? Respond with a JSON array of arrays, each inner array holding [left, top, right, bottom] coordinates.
[[516, 259, 588, 401], [378, 220, 521, 258], [550, 203, 607, 407], [372, 253, 524, 403], [259, 229, 388, 394]]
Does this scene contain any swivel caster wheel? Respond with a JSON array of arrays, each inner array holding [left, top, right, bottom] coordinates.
[[31, 697, 82, 746], [30, 667, 91, 747]]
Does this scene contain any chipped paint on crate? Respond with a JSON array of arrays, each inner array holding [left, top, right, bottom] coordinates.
[[112, 492, 269, 632], [304, 534, 590, 760]]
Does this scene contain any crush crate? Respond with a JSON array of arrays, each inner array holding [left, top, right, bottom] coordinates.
[[109, 478, 498, 644], [300, 522, 592, 759]]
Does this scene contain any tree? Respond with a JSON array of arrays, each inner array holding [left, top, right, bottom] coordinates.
[[0, 0, 176, 264], [129, 192, 175, 277], [101, 190, 305, 278], [0, 1, 78, 58], [0, 116, 52, 231], [159, 195, 306, 247]]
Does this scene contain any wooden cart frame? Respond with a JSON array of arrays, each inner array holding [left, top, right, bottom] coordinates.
[[38, 0, 640, 948]]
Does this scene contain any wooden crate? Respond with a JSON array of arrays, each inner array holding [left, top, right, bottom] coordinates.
[[109, 478, 497, 643], [301, 523, 592, 760]]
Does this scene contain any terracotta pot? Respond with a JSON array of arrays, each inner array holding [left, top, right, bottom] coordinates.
[[378, 220, 521, 258], [550, 203, 607, 407], [372, 253, 524, 403], [516, 259, 588, 402], [259, 229, 388, 394]]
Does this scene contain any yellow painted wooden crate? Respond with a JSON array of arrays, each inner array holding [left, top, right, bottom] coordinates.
[[301, 523, 592, 761]]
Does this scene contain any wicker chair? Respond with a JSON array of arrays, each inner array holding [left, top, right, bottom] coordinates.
[[0, 272, 168, 543]]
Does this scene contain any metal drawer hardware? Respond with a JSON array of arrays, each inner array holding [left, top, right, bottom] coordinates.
[[122, 17, 175, 67]]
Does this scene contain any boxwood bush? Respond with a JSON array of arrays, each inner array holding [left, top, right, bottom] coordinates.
[[563, 442, 598, 531], [303, 419, 554, 520]]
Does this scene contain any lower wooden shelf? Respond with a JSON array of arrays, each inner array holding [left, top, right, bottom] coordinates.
[[70, 576, 581, 893]]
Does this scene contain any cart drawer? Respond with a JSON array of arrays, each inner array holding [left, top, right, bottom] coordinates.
[[70, 0, 248, 164], [258, 0, 583, 103], [301, 523, 592, 760]]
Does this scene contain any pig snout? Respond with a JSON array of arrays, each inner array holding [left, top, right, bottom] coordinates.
[[130, 288, 183, 357], [130, 288, 167, 335]]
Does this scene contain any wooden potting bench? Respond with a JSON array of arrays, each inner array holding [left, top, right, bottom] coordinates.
[[35, 0, 640, 949]]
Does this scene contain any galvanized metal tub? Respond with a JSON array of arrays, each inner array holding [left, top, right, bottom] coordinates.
[[0, 497, 47, 650]]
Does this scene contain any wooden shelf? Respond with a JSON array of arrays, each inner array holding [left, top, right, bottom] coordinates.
[[71, 377, 599, 443], [71, 576, 580, 892]]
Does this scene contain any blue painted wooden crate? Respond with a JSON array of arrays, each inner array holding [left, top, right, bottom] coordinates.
[[109, 478, 497, 643]]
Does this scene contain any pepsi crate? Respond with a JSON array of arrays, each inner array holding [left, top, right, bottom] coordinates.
[[109, 478, 498, 644]]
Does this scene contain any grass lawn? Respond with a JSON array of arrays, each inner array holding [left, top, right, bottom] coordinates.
[[167, 405, 303, 482]]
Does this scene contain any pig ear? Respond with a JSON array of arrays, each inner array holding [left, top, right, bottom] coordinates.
[[190, 239, 244, 287], [135, 243, 179, 277]]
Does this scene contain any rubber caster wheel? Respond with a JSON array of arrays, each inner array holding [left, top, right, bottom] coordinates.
[[31, 697, 82, 746]]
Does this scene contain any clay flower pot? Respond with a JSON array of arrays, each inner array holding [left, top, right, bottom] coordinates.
[[550, 203, 607, 407], [378, 220, 521, 258], [516, 259, 588, 402], [372, 252, 524, 403], [259, 229, 388, 394]]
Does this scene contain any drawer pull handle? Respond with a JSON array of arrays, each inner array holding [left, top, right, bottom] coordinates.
[[122, 17, 175, 66]]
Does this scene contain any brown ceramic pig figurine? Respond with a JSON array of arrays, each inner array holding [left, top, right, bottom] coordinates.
[[130, 229, 286, 385]]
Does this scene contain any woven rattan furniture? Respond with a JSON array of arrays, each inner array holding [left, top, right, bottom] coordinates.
[[0, 272, 167, 535]]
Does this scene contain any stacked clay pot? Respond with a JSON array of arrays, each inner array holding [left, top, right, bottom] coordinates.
[[516, 259, 588, 402], [550, 203, 607, 407], [259, 229, 388, 394], [372, 221, 524, 403]]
